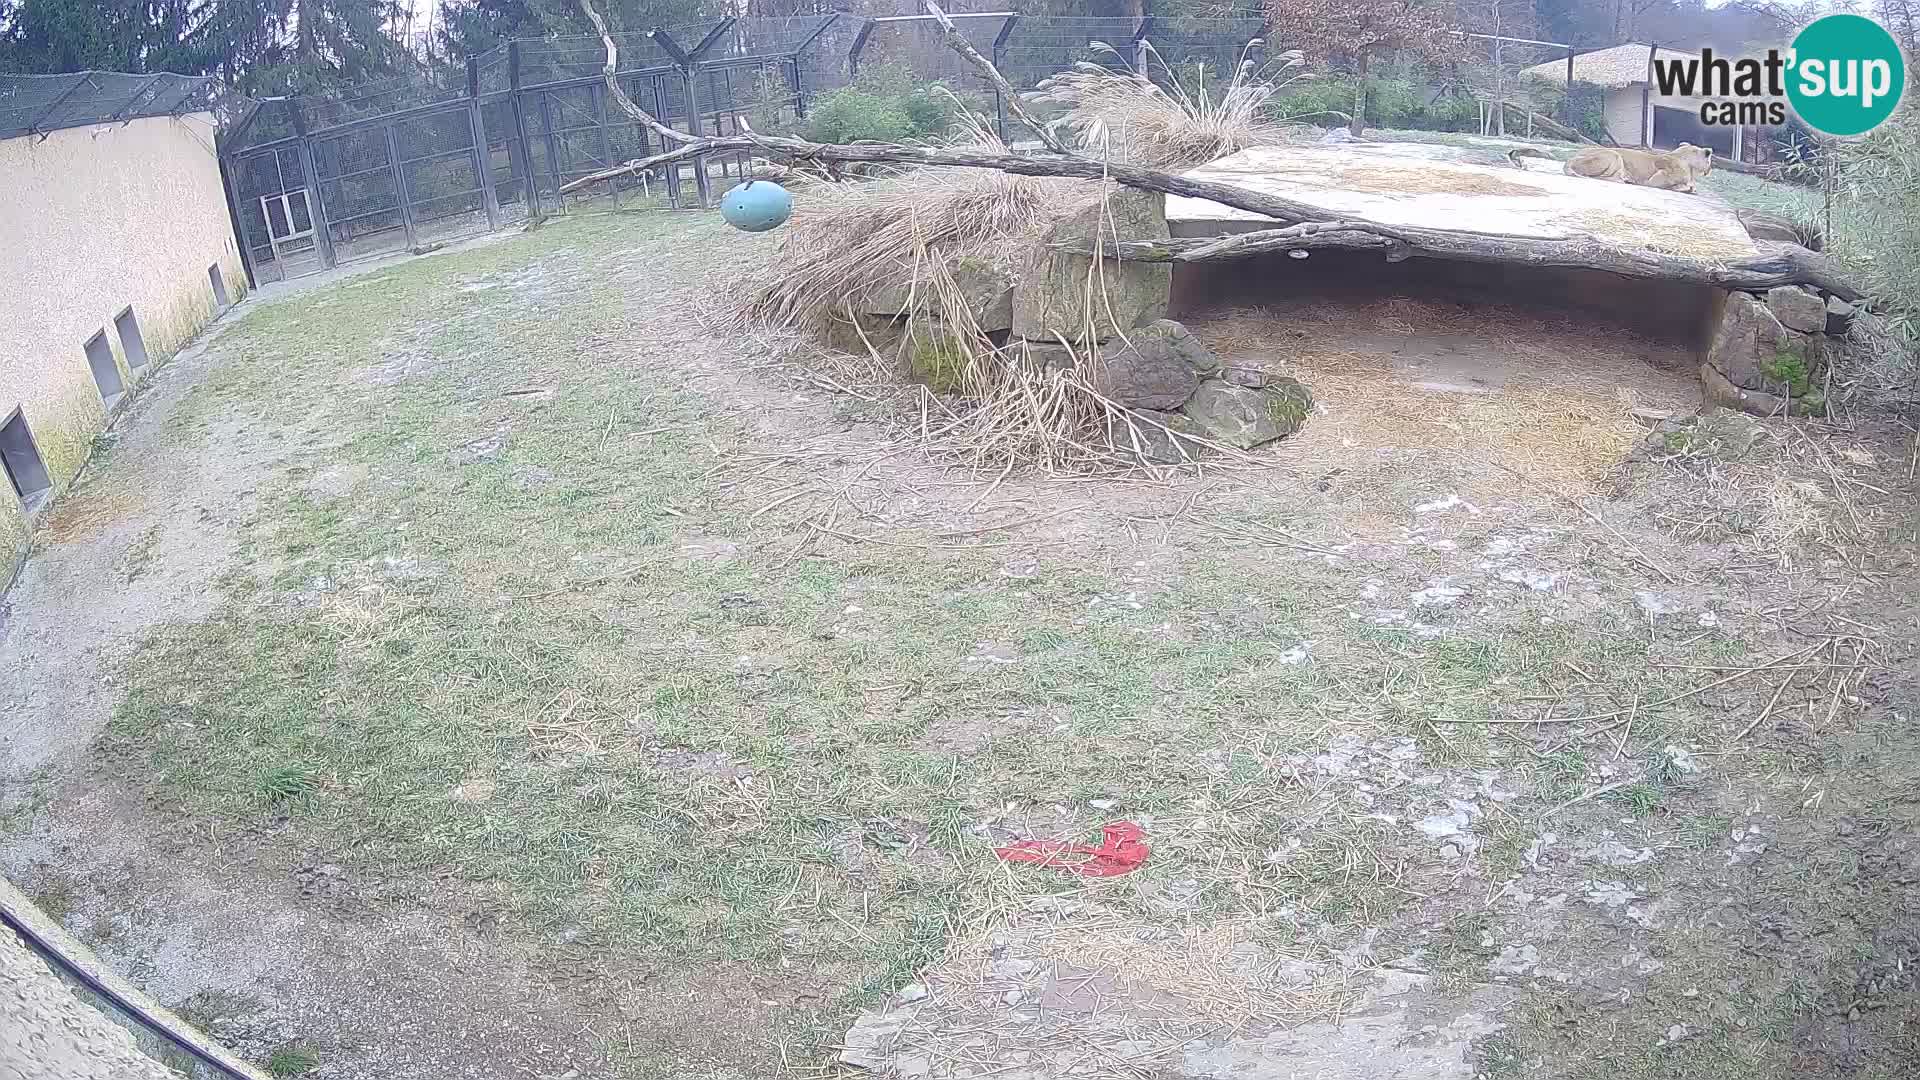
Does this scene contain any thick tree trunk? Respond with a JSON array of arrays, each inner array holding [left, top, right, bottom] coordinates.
[[1350, 51, 1369, 137]]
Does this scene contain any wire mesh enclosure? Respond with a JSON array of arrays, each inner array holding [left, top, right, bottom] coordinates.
[[214, 14, 1292, 285], [0, 71, 225, 140]]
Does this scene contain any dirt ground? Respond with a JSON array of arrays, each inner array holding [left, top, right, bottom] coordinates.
[[1, 209, 1915, 1080]]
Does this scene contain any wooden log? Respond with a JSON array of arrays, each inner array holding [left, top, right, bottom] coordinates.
[[1063, 230, 1862, 301]]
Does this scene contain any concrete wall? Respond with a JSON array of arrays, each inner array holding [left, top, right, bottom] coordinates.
[[0, 112, 245, 582]]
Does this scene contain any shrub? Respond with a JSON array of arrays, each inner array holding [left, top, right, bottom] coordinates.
[[1830, 110, 1920, 398], [804, 63, 959, 144], [1270, 73, 1477, 132]]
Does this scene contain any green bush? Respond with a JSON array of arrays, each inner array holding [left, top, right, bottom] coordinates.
[[1831, 110, 1920, 393], [804, 63, 959, 144], [1270, 75, 1478, 132]]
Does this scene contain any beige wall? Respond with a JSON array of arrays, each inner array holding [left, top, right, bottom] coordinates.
[[0, 111, 245, 577], [1604, 86, 1648, 146]]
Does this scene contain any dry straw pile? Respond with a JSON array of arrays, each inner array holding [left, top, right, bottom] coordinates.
[[1025, 41, 1312, 169], [734, 50, 1311, 473]]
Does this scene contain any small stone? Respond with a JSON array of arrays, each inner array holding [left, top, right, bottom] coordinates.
[[990, 957, 1036, 979], [1825, 295, 1856, 337], [1766, 286, 1827, 334], [1002, 989, 1024, 1006], [896, 983, 928, 1003], [840, 1008, 913, 1069]]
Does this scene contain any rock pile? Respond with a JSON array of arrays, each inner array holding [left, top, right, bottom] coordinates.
[[1701, 285, 1854, 417], [843, 190, 1312, 460]]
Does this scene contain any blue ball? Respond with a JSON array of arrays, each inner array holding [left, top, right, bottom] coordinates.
[[719, 180, 794, 233]]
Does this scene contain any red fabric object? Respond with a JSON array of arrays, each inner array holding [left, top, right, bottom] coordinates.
[[995, 821, 1149, 877]]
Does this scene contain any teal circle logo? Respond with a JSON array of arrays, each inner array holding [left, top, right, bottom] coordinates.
[[1786, 14, 1906, 137]]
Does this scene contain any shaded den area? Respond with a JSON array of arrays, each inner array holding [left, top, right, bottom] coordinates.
[[1169, 248, 1712, 494]]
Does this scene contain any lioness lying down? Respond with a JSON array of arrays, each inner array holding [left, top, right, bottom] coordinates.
[[1510, 143, 1714, 193]]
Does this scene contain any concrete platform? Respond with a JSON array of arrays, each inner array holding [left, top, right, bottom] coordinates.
[[1166, 145, 1759, 262]]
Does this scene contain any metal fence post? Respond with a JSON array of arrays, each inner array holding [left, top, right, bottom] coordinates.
[[466, 57, 502, 231], [653, 27, 709, 208], [848, 18, 877, 78], [785, 12, 839, 120], [1563, 47, 1575, 129], [654, 79, 681, 209], [683, 68, 710, 206], [507, 42, 540, 215], [1131, 16, 1154, 75], [288, 100, 337, 269], [537, 90, 565, 209], [590, 80, 619, 207], [991, 14, 1019, 142], [384, 123, 420, 250]]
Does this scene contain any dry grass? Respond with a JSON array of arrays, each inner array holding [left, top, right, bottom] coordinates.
[[733, 114, 1242, 475], [1232, 160, 1548, 199], [1561, 207, 1758, 260], [1024, 42, 1313, 170], [1627, 418, 1897, 570], [736, 116, 1086, 339], [865, 904, 1362, 1076]]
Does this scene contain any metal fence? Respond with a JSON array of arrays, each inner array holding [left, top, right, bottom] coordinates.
[[217, 14, 1274, 285], [0, 71, 226, 141]]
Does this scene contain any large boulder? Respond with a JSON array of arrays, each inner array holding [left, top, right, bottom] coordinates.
[[1179, 376, 1313, 449], [857, 257, 1014, 333], [1089, 319, 1220, 409], [1765, 286, 1826, 334], [1012, 190, 1172, 343], [1703, 292, 1823, 416]]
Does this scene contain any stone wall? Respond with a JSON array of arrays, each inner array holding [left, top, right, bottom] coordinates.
[[1700, 285, 1853, 416]]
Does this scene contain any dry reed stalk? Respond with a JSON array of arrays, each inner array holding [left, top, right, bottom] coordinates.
[[1025, 41, 1315, 169]]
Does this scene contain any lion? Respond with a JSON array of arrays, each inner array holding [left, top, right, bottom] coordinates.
[[1509, 143, 1715, 193]]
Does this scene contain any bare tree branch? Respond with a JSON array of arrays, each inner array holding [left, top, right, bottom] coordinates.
[[578, 0, 692, 146], [923, 0, 1071, 155]]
